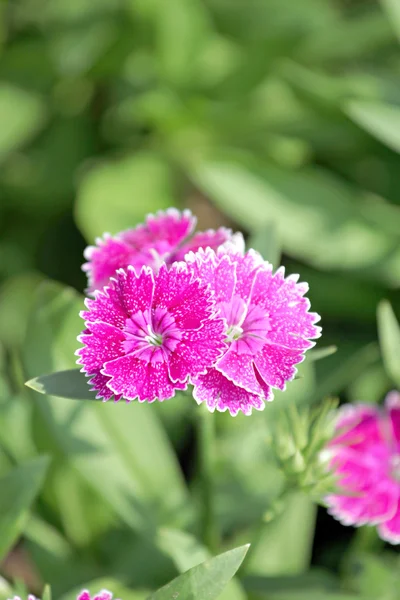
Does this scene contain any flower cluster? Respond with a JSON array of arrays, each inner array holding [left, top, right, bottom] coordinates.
[[77, 209, 321, 415], [325, 391, 400, 544], [9, 590, 116, 600]]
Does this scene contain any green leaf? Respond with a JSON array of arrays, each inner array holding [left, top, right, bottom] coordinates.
[[149, 544, 249, 600], [312, 343, 380, 403], [26, 369, 99, 401], [247, 222, 281, 267], [0, 83, 47, 162], [380, 0, 400, 42], [156, 0, 211, 86], [245, 492, 316, 577], [377, 300, 400, 387], [42, 585, 52, 600], [192, 156, 397, 281], [345, 100, 400, 154], [23, 282, 190, 534], [75, 151, 177, 241], [0, 456, 50, 562], [308, 346, 337, 362], [156, 529, 246, 600]]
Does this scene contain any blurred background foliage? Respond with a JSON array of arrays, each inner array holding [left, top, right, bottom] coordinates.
[[0, 0, 400, 598]]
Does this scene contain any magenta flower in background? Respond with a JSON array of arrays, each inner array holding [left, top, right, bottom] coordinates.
[[83, 208, 238, 292], [76, 262, 226, 402], [186, 248, 321, 416], [78, 591, 117, 600], [8, 597, 38, 600], [325, 391, 400, 544]]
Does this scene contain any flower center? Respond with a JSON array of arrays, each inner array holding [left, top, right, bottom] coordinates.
[[390, 454, 400, 482], [123, 308, 182, 364], [219, 296, 270, 355], [225, 323, 244, 343]]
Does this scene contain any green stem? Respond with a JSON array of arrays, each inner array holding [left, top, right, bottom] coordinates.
[[197, 404, 219, 554]]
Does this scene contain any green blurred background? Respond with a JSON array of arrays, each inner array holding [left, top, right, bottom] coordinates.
[[0, 0, 400, 597]]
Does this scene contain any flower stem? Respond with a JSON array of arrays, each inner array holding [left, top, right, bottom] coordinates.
[[197, 404, 219, 554]]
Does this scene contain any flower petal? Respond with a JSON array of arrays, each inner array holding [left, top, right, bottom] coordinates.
[[174, 227, 232, 261], [378, 497, 400, 544], [216, 350, 268, 396], [103, 355, 186, 401], [326, 447, 398, 526], [192, 368, 270, 416], [168, 318, 226, 382], [153, 263, 214, 329], [254, 343, 305, 390], [251, 267, 321, 350]]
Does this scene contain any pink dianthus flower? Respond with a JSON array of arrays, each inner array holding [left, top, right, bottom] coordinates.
[[78, 591, 117, 600], [325, 391, 400, 544], [186, 248, 321, 416], [76, 262, 226, 402], [83, 208, 238, 292]]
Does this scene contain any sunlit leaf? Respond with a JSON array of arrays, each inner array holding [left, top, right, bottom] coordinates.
[[308, 346, 337, 362], [0, 83, 47, 161], [23, 282, 190, 535], [0, 456, 50, 562], [156, 529, 246, 600], [345, 100, 400, 154], [75, 151, 177, 241], [377, 300, 400, 387], [26, 369, 99, 401], [192, 156, 397, 281], [149, 545, 249, 600]]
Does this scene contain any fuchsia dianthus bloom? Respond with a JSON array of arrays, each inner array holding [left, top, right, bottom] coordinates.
[[78, 591, 117, 600], [76, 262, 226, 401], [186, 248, 321, 416], [8, 591, 116, 600], [83, 208, 238, 292], [325, 392, 400, 544]]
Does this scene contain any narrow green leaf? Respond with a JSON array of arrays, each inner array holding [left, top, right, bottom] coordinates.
[[156, 529, 246, 600], [23, 282, 189, 535], [0, 83, 47, 161], [149, 545, 250, 600], [75, 152, 176, 241], [42, 585, 52, 600], [381, 0, 400, 41], [377, 300, 400, 387], [247, 222, 281, 267], [26, 369, 99, 401], [308, 346, 337, 362], [0, 456, 50, 562], [156, 0, 211, 86], [245, 492, 316, 577], [192, 157, 396, 282], [345, 100, 400, 154]]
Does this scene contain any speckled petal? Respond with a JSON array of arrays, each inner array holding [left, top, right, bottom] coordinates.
[[83, 236, 134, 292], [378, 499, 400, 544], [173, 227, 232, 261], [386, 391, 400, 450], [122, 208, 195, 250], [216, 350, 268, 396], [326, 447, 398, 526], [185, 248, 237, 305], [251, 267, 321, 350], [153, 263, 214, 329], [103, 354, 186, 401], [77, 323, 125, 373], [168, 318, 226, 383], [192, 368, 270, 416], [254, 343, 305, 390]]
